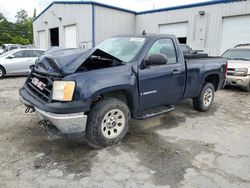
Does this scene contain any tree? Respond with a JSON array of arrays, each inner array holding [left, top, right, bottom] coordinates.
[[11, 36, 30, 45], [0, 10, 33, 46], [15, 9, 33, 43], [15, 9, 28, 24], [0, 12, 7, 22], [0, 33, 13, 45]]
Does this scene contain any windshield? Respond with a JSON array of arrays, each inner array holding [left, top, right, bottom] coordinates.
[[0, 50, 14, 58], [96, 37, 146, 63], [222, 49, 250, 61]]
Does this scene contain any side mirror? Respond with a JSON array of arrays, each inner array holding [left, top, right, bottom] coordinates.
[[7, 55, 14, 59], [145, 54, 167, 66]]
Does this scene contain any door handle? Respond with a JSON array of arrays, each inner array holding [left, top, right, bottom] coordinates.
[[172, 69, 182, 74]]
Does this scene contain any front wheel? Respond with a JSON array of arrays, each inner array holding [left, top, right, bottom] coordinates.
[[86, 97, 130, 148], [0, 67, 5, 79], [193, 83, 215, 112]]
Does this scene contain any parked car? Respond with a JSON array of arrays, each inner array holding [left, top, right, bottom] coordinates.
[[19, 34, 227, 148], [2, 44, 27, 53], [222, 44, 250, 91], [0, 49, 45, 78]]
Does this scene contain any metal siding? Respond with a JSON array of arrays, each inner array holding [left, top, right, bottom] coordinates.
[[94, 6, 135, 45], [33, 4, 92, 49], [219, 15, 250, 54], [135, 1, 250, 55]]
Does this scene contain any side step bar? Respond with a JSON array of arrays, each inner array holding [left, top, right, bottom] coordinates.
[[137, 105, 175, 119]]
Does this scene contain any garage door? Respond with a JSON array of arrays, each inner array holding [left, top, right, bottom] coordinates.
[[220, 15, 250, 54], [38, 31, 46, 49], [159, 22, 188, 43], [64, 25, 77, 48]]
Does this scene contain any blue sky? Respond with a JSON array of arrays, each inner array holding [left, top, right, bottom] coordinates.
[[0, 0, 210, 21]]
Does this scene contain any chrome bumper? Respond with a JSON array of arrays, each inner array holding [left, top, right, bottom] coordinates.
[[226, 75, 250, 88], [35, 108, 87, 134]]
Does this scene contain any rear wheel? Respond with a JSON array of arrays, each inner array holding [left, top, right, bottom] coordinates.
[[193, 83, 215, 112], [86, 97, 130, 148], [0, 67, 5, 79]]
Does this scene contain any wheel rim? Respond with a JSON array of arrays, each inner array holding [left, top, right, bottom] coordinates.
[[101, 109, 126, 139], [0, 69, 2, 77], [203, 88, 213, 107]]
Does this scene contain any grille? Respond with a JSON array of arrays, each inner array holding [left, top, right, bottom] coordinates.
[[27, 71, 54, 102], [227, 68, 235, 76]]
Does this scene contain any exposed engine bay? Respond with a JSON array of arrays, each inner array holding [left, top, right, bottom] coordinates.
[[34, 47, 124, 76], [76, 50, 124, 72]]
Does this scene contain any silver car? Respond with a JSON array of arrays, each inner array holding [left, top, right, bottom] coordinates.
[[0, 49, 45, 79]]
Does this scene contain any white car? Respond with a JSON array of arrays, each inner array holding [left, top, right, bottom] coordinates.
[[222, 44, 250, 91], [0, 49, 45, 79]]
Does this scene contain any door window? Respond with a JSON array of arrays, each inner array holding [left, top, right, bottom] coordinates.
[[30, 50, 44, 57], [147, 38, 177, 64], [13, 51, 29, 58]]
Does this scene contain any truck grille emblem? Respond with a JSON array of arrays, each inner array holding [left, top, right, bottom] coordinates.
[[31, 77, 46, 91]]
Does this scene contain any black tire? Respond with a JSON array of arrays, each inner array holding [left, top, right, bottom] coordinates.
[[86, 97, 130, 148], [245, 83, 250, 92], [193, 83, 215, 112], [0, 67, 5, 79]]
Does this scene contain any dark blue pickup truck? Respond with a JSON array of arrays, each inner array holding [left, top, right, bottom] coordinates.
[[20, 34, 227, 147]]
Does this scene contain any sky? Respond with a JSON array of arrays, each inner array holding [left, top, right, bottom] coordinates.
[[0, 0, 210, 22]]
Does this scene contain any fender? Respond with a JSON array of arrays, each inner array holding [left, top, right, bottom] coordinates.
[[64, 63, 138, 102]]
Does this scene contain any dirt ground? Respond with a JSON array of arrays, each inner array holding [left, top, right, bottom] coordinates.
[[0, 76, 249, 188]]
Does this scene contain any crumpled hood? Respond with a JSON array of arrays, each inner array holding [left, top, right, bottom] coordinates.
[[35, 47, 122, 75]]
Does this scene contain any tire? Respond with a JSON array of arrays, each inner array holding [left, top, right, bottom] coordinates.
[[86, 97, 130, 148], [193, 83, 215, 112], [0, 67, 5, 79], [245, 83, 250, 92]]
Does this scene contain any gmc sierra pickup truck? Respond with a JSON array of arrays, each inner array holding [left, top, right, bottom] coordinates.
[[20, 34, 227, 148]]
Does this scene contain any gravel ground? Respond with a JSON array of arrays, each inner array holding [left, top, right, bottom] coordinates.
[[0, 76, 250, 188]]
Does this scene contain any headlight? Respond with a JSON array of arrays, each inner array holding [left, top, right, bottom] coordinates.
[[52, 81, 75, 101], [234, 68, 248, 76]]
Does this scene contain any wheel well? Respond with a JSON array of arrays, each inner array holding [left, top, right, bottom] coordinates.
[[0, 65, 6, 74], [205, 74, 219, 91], [91, 90, 132, 110]]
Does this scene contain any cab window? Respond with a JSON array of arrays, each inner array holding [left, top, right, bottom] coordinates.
[[147, 38, 177, 64]]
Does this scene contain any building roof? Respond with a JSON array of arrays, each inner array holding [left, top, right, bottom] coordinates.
[[33, 0, 243, 22]]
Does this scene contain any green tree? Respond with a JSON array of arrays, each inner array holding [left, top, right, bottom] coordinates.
[[0, 33, 13, 45], [15, 9, 33, 43], [0, 10, 33, 46], [15, 9, 28, 24], [11, 35, 30, 45]]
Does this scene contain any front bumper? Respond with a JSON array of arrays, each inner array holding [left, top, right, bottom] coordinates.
[[35, 108, 87, 134], [226, 75, 250, 89], [20, 87, 89, 135]]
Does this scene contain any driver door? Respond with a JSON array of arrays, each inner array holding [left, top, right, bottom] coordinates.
[[138, 38, 185, 110], [5, 50, 33, 75]]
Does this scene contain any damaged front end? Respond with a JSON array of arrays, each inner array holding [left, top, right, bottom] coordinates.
[[19, 47, 125, 136]]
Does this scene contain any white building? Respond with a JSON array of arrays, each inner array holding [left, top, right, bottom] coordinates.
[[33, 0, 250, 55]]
